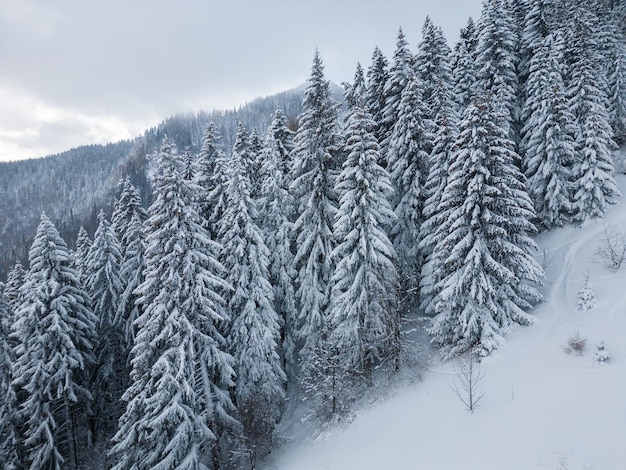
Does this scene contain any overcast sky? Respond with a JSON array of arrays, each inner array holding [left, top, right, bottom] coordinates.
[[0, 0, 483, 162]]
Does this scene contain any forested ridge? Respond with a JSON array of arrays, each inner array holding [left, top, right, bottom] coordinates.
[[1, 0, 625, 469]]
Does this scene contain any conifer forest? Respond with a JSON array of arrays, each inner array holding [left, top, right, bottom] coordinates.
[[1, 1, 626, 469]]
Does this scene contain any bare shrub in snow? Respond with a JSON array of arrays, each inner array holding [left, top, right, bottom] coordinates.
[[450, 353, 485, 413], [594, 225, 626, 271], [577, 269, 596, 311], [563, 331, 587, 355]]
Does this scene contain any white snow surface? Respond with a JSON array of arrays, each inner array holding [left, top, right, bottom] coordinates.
[[267, 163, 626, 470]]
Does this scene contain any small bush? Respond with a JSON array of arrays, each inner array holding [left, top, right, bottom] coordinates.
[[594, 340, 610, 363], [564, 331, 587, 355], [594, 225, 626, 271]]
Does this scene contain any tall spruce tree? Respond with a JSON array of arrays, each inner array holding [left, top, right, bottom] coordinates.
[[11, 214, 97, 470], [452, 17, 479, 112], [387, 70, 431, 297], [218, 142, 285, 467], [110, 139, 236, 470], [566, 7, 620, 222], [259, 109, 298, 376], [365, 46, 389, 146], [475, 0, 521, 141], [0, 284, 19, 469], [289, 51, 341, 378], [84, 210, 124, 439], [112, 179, 147, 352], [329, 106, 400, 376], [74, 225, 92, 284], [521, 33, 577, 229], [428, 97, 544, 358]]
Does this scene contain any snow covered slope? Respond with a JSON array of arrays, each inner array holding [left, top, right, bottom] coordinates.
[[267, 167, 626, 470]]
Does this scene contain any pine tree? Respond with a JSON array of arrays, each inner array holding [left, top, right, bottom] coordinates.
[[84, 210, 124, 439], [329, 106, 400, 376], [452, 17, 479, 112], [365, 46, 389, 145], [218, 144, 285, 466], [3, 260, 25, 313], [380, 28, 413, 161], [419, 78, 459, 316], [290, 51, 341, 378], [111, 178, 148, 352], [110, 139, 236, 470], [428, 97, 544, 358], [387, 70, 431, 296], [74, 225, 92, 284], [196, 122, 226, 228], [521, 33, 577, 229], [344, 63, 367, 110], [11, 214, 97, 470], [577, 269, 596, 311], [0, 284, 19, 469], [416, 17, 453, 129], [475, 0, 521, 140], [566, 10, 620, 222], [259, 109, 298, 376]]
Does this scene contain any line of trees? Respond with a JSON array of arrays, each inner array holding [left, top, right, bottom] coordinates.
[[1, 0, 625, 468]]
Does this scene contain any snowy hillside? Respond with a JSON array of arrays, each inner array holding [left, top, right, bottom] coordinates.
[[268, 159, 626, 470]]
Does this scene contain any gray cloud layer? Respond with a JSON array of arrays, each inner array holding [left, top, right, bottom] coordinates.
[[0, 0, 483, 161]]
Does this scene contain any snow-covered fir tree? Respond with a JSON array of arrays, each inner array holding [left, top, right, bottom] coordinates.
[[111, 178, 147, 351], [415, 16, 453, 130], [419, 74, 459, 315], [380, 28, 413, 161], [387, 70, 431, 298], [566, 9, 620, 222], [259, 109, 298, 375], [521, 32, 577, 229], [110, 139, 236, 470], [452, 17, 479, 112], [74, 225, 92, 284], [428, 96, 544, 358], [218, 140, 286, 467], [84, 210, 124, 439], [365, 46, 389, 145], [343, 62, 367, 111], [329, 105, 400, 376], [3, 260, 25, 313], [290, 51, 341, 379], [475, 0, 521, 141], [195, 122, 226, 227], [11, 213, 97, 470], [0, 284, 19, 469], [577, 269, 596, 311]]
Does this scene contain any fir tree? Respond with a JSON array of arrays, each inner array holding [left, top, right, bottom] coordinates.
[[0, 284, 19, 469], [343, 62, 367, 110], [290, 51, 341, 378], [329, 106, 400, 376], [428, 97, 544, 358], [74, 225, 92, 284], [387, 70, 431, 296], [111, 178, 147, 351], [218, 145, 285, 466], [259, 109, 298, 375], [521, 33, 577, 229], [110, 139, 236, 470], [11, 214, 97, 470], [475, 0, 521, 140], [577, 269, 596, 311], [196, 122, 226, 228], [380, 28, 413, 160], [452, 17, 479, 112], [3, 260, 26, 313], [84, 210, 124, 439], [365, 46, 389, 145], [566, 11, 620, 222]]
